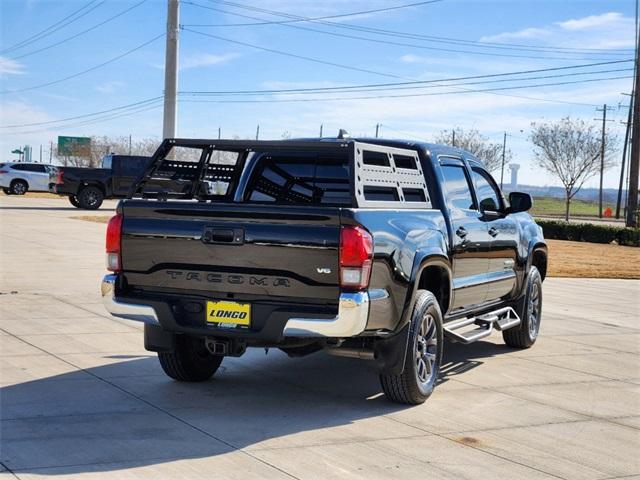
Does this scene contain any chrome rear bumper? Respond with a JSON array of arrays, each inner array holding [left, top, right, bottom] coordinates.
[[101, 274, 370, 337], [101, 274, 159, 324], [283, 291, 369, 337]]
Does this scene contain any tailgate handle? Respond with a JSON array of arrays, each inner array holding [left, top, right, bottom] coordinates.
[[203, 227, 244, 244]]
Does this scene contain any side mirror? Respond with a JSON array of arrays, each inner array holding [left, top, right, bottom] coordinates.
[[508, 192, 532, 213]]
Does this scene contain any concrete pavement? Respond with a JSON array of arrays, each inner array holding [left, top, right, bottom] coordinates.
[[1, 195, 639, 479]]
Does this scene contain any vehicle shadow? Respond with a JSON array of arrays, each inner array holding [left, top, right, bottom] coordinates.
[[1, 339, 513, 474], [0, 206, 113, 211]]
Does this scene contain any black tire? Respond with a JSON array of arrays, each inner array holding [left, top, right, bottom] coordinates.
[[380, 290, 444, 405], [77, 186, 104, 210], [158, 335, 223, 382], [68, 195, 81, 208], [10, 179, 28, 195], [503, 266, 542, 349], [2, 188, 12, 195]]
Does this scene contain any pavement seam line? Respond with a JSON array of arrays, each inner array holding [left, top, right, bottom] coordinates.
[[383, 415, 568, 479], [437, 375, 622, 424], [0, 328, 302, 480], [516, 355, 640, 386]]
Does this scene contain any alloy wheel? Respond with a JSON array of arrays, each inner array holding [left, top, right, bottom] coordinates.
[[415, 313, 438, 385]]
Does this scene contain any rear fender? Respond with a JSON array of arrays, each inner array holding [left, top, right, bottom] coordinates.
[[375, 251, 451, 375], [78, 182, 106, 196]]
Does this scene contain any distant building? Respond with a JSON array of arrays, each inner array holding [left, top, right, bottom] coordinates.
[[509, 163, 520, 189]]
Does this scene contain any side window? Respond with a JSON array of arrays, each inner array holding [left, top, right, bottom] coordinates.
[[32, 164, 47, 173], [120, 158, 148, 176], [471, 168, 503, 212], [102, 156, 112, 170], [441, 165, 476, 210], [11, 164, 26, 171]]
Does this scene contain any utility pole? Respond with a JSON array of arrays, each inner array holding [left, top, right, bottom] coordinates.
[[49, 141, 53, 162], [375, 123, 380, 138], [616, 94, 633, 218], [627, 14, 640, 227], [218, 127, 221, 139], [39, 144, 42, 163], [255, 124, 260, 140], [595, 104, 614, 217], [452, 129, 456, 147], [500, 132, 507, 190], [319, 124, 323, 138], [128, 134, 132, 155], [162, 0, 179, 140]]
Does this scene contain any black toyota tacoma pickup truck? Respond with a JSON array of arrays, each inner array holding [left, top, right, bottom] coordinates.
[[49, 154, 151, 209], [101, 137, 547, 404]]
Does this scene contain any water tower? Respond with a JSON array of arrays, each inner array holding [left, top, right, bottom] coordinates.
[[508, 163, 520, 190]]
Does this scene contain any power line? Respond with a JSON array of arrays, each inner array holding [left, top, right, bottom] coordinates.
[[1, 33, 165, 94], [187, 0, 631, 59], [179, 75, 632, 105], [185, 2, 620, 61], [189, 0, 631, 55], [0, 0, 104, 55], [8, 0, 148, 61], [0, 96, 163, 129], [185, 0, 443, 27], [210, 0, 634, 55], [184, 27, 633, 106], [180, 65, 634, 97], [183, 28, 410, 80], [10, 101, 164, 135]]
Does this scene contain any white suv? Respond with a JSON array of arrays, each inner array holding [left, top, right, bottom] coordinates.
[[0, 162, 55, 195]]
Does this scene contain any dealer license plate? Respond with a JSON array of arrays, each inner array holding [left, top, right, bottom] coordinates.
[[206, 300, 251, 329]]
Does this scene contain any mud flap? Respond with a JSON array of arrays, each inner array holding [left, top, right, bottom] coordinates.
[[373, 322, 411, 375], [144, 323, 175, 352]]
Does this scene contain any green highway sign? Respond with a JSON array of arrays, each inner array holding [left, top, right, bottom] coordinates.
[[58, 136, 91, 156]]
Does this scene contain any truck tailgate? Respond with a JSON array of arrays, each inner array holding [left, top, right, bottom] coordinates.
[[120, 200, 341, 302]]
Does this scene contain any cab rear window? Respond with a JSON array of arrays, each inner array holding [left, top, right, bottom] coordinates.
[[245, 153, 351, 206]]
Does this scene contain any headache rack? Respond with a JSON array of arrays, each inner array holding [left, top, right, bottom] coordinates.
[[128, 138, 432, 209]]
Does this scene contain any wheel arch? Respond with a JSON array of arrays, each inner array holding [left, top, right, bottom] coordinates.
[[529, 242, 548, 281], [10, 177, 29, 189], [404, 251, 452, 324], [78, 182, 106, 196]]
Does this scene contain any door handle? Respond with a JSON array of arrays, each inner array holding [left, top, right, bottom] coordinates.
[[456, 226, 467, 238], [488, 227, 499, 237]]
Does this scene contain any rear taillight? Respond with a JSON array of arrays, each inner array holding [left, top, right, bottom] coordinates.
[[106, 213, 123, 272], [55, 170, 64, 184], [339, 225, 373, 291]]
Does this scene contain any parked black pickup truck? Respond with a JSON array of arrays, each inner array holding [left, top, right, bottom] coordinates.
[[101, 137, 547, 404], [49, 154, 151, 209]]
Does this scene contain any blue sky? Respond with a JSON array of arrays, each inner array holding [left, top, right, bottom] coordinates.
[[0, 0, 636, 188]]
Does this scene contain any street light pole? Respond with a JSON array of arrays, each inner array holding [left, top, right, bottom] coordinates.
[[162, 0, 179, 140]]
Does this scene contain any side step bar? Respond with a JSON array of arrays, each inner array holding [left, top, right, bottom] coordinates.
[[443, 306, 521, 344]]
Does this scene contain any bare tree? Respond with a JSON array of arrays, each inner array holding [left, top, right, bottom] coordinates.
[[530, 117, 617, 221], [434, 127, 510, 172], [54, 142, 92, 167]]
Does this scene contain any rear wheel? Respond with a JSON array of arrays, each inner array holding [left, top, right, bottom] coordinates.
[[158, 335, 223, 382], [10, 180, 28, 195], [503, 266, 542, 348], [380, 290, 443, 405], [68, 195, 81, 208], [77, 186, 103, 209]]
